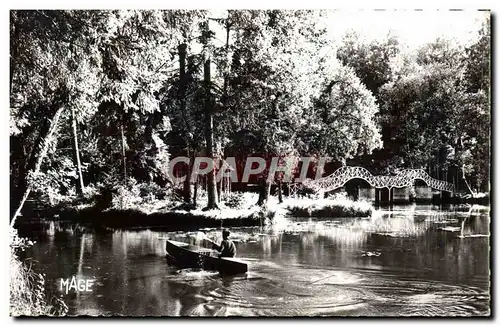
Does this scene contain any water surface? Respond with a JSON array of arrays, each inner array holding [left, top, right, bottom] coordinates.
[[19, 204, 490, 316]]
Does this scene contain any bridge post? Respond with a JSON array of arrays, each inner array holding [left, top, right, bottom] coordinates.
[[375, 188, 382, 205]]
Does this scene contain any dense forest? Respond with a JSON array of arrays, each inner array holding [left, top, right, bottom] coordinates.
[[9, 10, 490, 222]]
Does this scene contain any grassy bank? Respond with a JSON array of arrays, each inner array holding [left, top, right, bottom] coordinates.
[[281, 195, 373, 218], [55, 206, 265, 230], [49, 191, 265, 230], [10, 228, 68, 316], [20, 182, 375, 230], [37, 191, 374, 231]]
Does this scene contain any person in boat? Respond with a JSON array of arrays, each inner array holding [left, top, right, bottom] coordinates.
[[212, 229, 236, 258]]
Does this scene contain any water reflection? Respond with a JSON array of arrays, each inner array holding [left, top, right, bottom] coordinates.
[[19, 204, 490, 316]]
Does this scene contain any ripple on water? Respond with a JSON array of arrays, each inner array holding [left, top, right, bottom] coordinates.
[[362, 276, 490, 317], [27, 208, 488, 317], [199, 280, 369, 316], [192, 262, 489, 317], [177, 263, 374, 316]]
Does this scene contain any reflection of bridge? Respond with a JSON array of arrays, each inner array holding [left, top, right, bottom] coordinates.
[[304, 166, 454, 193]]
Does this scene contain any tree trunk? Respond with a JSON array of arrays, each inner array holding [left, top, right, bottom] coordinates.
[[183, 151, 192, 204], [120, 122, 127, 182], [455, 136, 474, 196], [278, 180, 283, 203], [213, 16, 230, 206], [178, 43, 192, 204], [257, 179, 272, 206], [10, 135, 28, 215], [71, 107, 84, 195], [203, 57, 219, 210], [217, 178, 222, 203], [462, 165, 475, 196], [222, 15, 230, 110], [143, 113, 155, 183], [193, 177, 198, 207], [17, 123, 51, 206], [11, 107, 65, 227]]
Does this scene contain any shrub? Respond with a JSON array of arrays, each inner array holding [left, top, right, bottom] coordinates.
[[221, 192, 244, 209], [111, 179, 143, 210], [28, 157, 79, 206], [138, 181, 170, 202], [109, 178, 175, 211], [295, 183, 317, 198], [286, 194, 373, 218]]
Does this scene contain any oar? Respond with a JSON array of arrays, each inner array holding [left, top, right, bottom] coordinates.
[[196, 231, 219, 249]]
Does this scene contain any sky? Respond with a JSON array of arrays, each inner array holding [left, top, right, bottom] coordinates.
[[324, 10, 489, 49], [204, 9, 489, 53]]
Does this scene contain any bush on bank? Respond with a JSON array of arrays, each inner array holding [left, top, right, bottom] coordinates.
[[283, 194, 374, 218], [23, 178, 374, 230]]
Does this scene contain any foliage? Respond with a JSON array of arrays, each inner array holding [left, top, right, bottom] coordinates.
[[337, 31, 400, 98], [9, 9, 491, 217], [378, 35, 490, 191], [221, 191, 245, 209], [303, 64, 382, 161], [336, 23, 490, 192], [111, 178, 173, 210]]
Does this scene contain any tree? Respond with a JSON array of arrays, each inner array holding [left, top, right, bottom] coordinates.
[[462, 18, 490, 192], [304, 64, 382, 164], [216, 10, 332, 204], [379, 32, 490, 193], [10, 10, 107, 218], [337, 31, 400, 99]]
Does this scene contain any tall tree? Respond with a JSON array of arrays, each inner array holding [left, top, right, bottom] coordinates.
[[202, 56, 219, 210], [10, 10, 107, 217]]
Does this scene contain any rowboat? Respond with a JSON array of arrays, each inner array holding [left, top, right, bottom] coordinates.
[[166, 240, 248, 275]]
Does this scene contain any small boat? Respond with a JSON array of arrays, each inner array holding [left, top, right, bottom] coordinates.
[[166, 240, 248, 275]]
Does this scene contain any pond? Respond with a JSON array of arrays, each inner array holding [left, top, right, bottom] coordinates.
[[18, 204, 490, 316]]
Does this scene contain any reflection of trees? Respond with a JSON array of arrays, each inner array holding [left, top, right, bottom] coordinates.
[[458, 205, 490, 237], [123, 262, 172, 315], [111, 230, 166, 257], [262, 236, 272, 257], [96, 229, 174, 315], [375, 209, 489, 288], [73, 234, 100, 315]]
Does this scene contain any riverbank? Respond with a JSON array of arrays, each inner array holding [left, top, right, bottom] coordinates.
[[17, 192, 375, 231]]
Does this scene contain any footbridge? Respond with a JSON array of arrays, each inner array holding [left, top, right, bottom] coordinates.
[[303, 166, 454, 194]]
